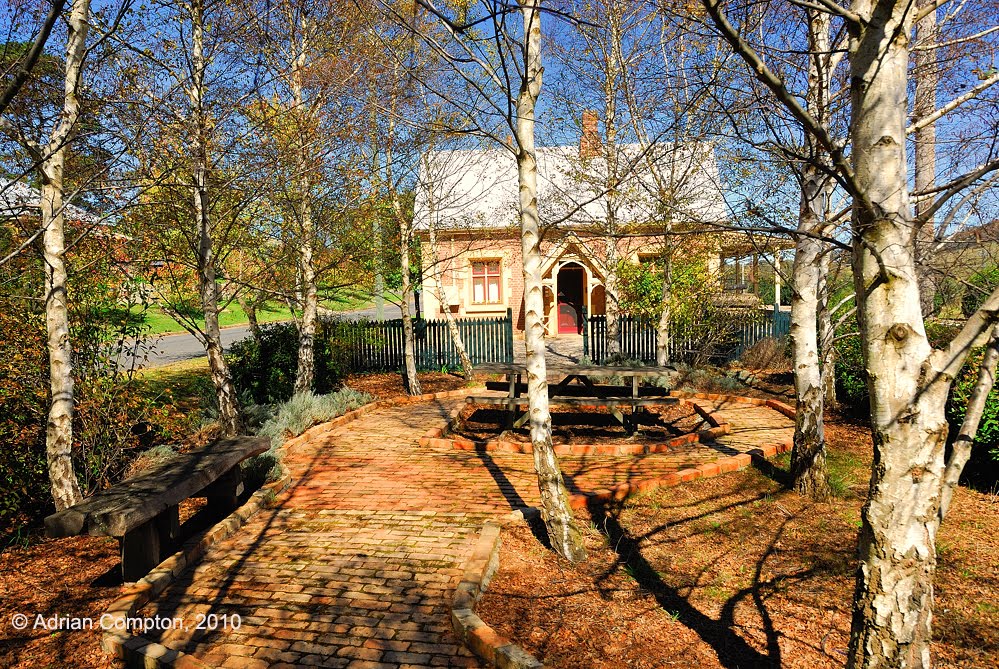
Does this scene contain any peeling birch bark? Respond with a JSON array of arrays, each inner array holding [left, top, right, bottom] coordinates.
[[38, 0, 92, 510], [517, 0, 585, 563]]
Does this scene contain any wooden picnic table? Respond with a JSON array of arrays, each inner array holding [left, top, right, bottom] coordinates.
[[470, 362, 681, 433]]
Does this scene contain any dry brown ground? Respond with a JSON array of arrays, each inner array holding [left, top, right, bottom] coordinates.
[[477, 414, 999, 669]]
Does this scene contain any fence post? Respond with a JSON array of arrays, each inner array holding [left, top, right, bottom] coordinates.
[[505, 307, 514, 363], [581, 305, 588, 358]]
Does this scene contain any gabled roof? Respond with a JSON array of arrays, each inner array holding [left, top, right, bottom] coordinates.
[[0, 179, 100, 224], [413, 142, 727, 231]]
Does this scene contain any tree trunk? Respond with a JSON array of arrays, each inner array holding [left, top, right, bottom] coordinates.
[[190, 0, 242, 437], [239, 295, 262, 342], [37, 0, 92, 510], [40, 178, 83, 510], [427, 211, 473, 378], [655, 254, 672, 366], [385, 98, 421, 395], [603, 10, 621, 358], [913, 0, 938, 317], [938, 323, 999, 520], [788, 9, 831, 499], [788, 166, 830, 499], [291, 19, 317, 395], [517, 0, 585, 563], [817, 248, 837, 406], [398, 215, 421, 394], [294, 223, 318, 394], [846, 4, 943, 666]]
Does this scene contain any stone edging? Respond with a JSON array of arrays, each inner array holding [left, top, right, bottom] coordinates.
[[568, 392, 795, 509], [419, 397, 731, 456], [100, 386, 480, 669], [451, 514, 544, 669]]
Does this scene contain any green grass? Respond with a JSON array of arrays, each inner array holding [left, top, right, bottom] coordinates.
[[131, 293, 373, 335], [136, 357, 212, 405]]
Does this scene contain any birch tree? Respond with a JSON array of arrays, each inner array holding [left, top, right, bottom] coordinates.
[[701, 0, 999, 666], [0, 0, 92, 509], [122, 0, 261, 436], [390, 0, 586, 561]]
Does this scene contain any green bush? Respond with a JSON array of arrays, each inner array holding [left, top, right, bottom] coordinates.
[[961, 266, 999, 318], [0, 289, 175, 547], [247, 388, 374, 483], [946, 346, 999, 487], [227, 318, 355, 404], [834, 319, 997, 488]]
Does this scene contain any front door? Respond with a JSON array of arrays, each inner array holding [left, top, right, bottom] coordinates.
[[556, 263, 586, 334], [558, 302, 578, 333]]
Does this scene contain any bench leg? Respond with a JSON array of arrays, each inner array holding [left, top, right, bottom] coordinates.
[[119, 505, 179, 582], [512, 410, 531, 429], [120, 522, 157, 582], [204, 467, 243, 515]]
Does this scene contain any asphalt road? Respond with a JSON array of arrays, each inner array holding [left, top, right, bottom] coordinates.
[[132, 302, 404, 369]]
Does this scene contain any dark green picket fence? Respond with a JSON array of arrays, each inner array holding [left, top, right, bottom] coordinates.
[[585, 309, 790, 364], [333, 308, 514, 372]]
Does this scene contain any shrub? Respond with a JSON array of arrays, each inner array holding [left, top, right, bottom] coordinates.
[[249, 388, 374, 482], [739, 336, 790, 370], [834, 332, 868, 415], [228, 319, 355, 404], [0, 302, 177, 547], [834, 318, 997, 488], [961, 266, 999, 318]]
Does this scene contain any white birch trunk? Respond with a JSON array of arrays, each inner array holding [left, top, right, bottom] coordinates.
[[189, 0, 242, 436], [938, 323, 999, 520], [789, 9, 831, 499], [913, 0, 938, 317], [517, 0, 585, 563], [38, 0, 92, 510], [603, 9, 621, 357], [817, 247, 837, 406], [846, 3, 944, 666], [655, 254, 671, 366], [789, 165, 830, 499], [426, 201, 473, 378], [291, 19, 317, 394]]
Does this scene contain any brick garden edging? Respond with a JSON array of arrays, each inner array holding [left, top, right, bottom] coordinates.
[[100, 386, 480, 669], [451, 515, 544, 669], [419, 397, 732, 456], [569, 392, 795, 509], [453, 392, 796, 667]]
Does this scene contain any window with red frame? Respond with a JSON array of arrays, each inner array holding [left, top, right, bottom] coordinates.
[[471, 260, 502, 304]]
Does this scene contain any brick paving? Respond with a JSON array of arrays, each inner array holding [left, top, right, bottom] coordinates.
[[139, 395, 792, 668]]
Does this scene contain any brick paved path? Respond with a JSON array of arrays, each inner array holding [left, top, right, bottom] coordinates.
[[139, 396, 792, 668]]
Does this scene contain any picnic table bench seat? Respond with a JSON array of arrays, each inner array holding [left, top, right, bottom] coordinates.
[[483, 380, 671, 398], [45, 436, 269, 581], [467, 395, 679, 409]]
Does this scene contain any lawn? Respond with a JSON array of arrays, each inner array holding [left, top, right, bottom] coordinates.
[[131, 293, 373, 335]]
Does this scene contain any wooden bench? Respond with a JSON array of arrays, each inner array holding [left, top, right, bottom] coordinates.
[[483, 381, 671, 398], [45, 437, 269, 581], [466, 394, 679, 433]]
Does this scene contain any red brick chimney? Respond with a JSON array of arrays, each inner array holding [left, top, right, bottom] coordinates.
[[579, 110, 601, 159]]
